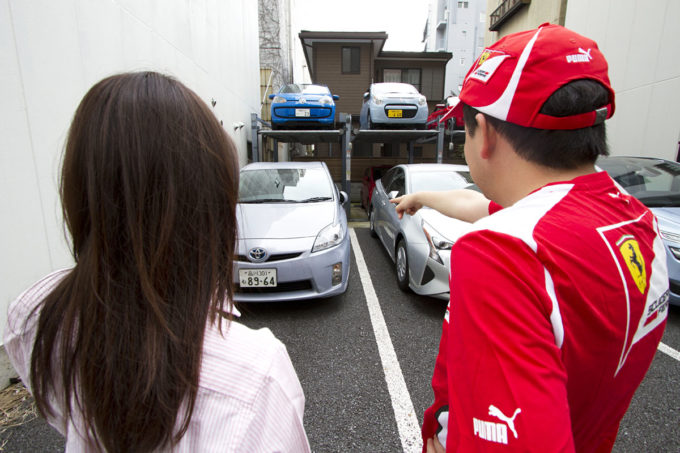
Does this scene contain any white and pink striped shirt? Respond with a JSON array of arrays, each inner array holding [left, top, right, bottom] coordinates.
[[4, 269, 311, 452]]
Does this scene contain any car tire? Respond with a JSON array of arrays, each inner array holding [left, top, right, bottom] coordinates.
[[396, 239, 410, 292], [369, 207, 378, 238]]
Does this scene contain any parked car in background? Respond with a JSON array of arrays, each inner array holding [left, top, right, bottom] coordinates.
[[427, 96, 464, 131], [597, 155, 680, 306], [235, 161, 350, 301], [269, 83, 339, 130], [360, 83, 428, 130], [361, 165, 393, 210], [369, 164, 473, 298]]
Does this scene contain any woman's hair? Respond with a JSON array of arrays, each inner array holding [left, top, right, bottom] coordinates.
[[29, 72, 239, 452]]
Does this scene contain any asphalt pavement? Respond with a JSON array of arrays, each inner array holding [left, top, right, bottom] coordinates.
[[1, 226, 679, 452]]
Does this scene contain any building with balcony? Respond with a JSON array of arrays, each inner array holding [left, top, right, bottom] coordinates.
[[424, 0, 488, 97]]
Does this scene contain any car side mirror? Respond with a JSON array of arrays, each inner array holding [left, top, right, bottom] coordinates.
[[339, 191, 348, 205], [363, 92, 369, 100], [268, 94, 275, 99], [388, 190, 399, 200], [333, 95, 340, 101]]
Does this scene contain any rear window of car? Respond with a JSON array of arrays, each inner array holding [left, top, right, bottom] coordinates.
[[410, 171, 472, 193], [239, 168, 334, 203]]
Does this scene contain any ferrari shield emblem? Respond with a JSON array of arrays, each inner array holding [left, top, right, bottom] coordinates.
[[478, 50, 492, 66], [617, 235, 646, 294]]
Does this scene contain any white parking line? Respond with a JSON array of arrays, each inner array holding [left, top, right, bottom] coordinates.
[[349, 229, 422, 453], [658, 342, 680, 362]]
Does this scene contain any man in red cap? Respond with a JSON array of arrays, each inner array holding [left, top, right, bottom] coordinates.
[[393, 24, 669, 452]]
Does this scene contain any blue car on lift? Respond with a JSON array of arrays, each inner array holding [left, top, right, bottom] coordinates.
[[269, 83, 339, 130]]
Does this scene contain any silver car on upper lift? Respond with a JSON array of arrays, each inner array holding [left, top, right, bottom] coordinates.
[[369, 164, 474, 299], [234, 161, 350, 302], [360, 83, 429, 129]]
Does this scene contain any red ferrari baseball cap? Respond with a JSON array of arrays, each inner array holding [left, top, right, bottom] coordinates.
[[459, 23, 615, 130]]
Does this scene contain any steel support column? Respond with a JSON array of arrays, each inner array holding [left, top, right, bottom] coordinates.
[[341, 113, 352, 219], [250, 113, 259, 163], [436, 120, 445, 163]]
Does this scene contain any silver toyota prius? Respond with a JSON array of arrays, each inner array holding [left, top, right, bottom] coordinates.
[[234, 161, 350, 302], [370, 164, 473, 299]]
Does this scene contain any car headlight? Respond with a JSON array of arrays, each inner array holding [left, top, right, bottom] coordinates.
[[422, 220, 454, 264], [272, 95, 286, 103], [312, 223, 345, 252], [318, 95, 333, 105], [372, 95, 383, 105], [660, 229, 680, 243], [668, 246, 680, 260], [418, 95, 427, 106]]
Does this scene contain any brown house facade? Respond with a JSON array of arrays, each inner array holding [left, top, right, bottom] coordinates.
[[297, 31, 459, 197]]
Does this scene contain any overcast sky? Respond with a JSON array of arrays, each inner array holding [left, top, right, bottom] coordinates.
[[292, 0, 431, 51]]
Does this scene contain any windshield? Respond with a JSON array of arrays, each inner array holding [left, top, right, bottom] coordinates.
[[281, 84, 330, 95], [410, 171, 472, 193], [373, 83, 419, 96], [239, 168, 334, 203], [598, 158, 680, 207]]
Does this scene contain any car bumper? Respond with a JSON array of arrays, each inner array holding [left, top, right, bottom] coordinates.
[[664, 242, 680, 306], [271, 104, 335, 126], [233, 235, 350, 302], [368, 103, 428, 125], [407, 242, 451, 299]]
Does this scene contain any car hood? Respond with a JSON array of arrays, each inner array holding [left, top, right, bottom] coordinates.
[[419, 208, 471, 241], [651, 207, 680, 237], [381, 95, 420, 102], [237, 202, 335, 239]]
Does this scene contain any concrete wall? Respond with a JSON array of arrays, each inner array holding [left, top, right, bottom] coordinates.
[[0, 0, 260, 384], [565, 0, 680, 160]]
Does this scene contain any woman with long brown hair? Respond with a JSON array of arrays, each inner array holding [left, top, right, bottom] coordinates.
[[4, 72, 310, 452]]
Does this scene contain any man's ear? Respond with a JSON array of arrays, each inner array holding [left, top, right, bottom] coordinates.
[[476, 113, 497, 160]]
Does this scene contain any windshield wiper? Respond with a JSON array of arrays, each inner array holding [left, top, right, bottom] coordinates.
[[296, 196, 333, 203], [239, 198, 286, 203], [634, 192, 680, 207]]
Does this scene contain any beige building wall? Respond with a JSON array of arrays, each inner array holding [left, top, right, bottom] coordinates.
[[480, 0, 680, 160], [565, 0, 680, 160], [484, 0, 566, 44]]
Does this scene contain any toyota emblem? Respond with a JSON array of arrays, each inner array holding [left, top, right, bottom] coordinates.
[[248, 247, 268, 263]]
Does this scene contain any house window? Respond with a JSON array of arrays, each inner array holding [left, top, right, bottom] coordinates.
[[458, 1, 468, 7], [342, 47, 360, 74], [383, 68, 422, 92]]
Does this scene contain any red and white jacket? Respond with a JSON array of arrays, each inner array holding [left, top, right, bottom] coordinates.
[[422, 172, 668, 452]]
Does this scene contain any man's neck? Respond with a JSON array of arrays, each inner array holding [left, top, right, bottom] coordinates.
[[496, 160, 597, 207]]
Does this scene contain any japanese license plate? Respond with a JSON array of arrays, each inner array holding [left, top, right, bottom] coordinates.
[[388, 109, 403, 118], [295, 108, 310, 117], [239, 269, 277, 287]]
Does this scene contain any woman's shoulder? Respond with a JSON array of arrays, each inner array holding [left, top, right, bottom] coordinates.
[[198, 318, 291, 396], [5, 268, 71, 334]]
